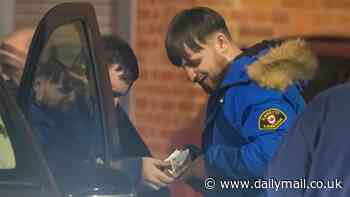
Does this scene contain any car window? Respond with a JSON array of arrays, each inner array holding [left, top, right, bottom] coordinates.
[[0, 116, 15, 169], [29, 21, 105, 169]]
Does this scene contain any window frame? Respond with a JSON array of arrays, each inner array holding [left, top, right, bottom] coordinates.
[[17, 2, 119, 165]]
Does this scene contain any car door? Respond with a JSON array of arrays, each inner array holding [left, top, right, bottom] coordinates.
[[17, 2, 134, 197], [0, 76, 61, 197]]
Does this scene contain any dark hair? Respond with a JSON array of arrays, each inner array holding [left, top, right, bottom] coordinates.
[[102, 35, 139, 83], [165, 7, 232, 67]]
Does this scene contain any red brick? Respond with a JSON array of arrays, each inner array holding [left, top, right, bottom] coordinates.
[[194, 0, 240, 9], [138, 9, 151, 19], [231, 10, 276, 24], [286, 10, 339, 28], [135, 38, 152, 49], [282, 0, 322, 9], [240, 0, 281, 9], [322, 0, 350, 9], [239, 25, 274, 37], [143, 137, 171, 157], [272, 10, 289, 24], [177, 100, 196, 113]]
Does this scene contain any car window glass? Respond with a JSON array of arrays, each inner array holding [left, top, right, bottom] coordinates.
[[0, 115, 16, 169], [29, 21, 105, 170]]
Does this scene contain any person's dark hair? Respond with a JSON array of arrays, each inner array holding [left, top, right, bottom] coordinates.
[[165, 7, 232, 67], [102, 35, 139, 83]]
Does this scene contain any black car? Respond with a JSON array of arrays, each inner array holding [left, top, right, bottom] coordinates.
[[0, 2, 135, 197]]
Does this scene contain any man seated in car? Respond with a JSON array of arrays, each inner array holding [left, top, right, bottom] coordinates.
[[31, 56, 94, 164]]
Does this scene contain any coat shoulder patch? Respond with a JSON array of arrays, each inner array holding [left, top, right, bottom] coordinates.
[[258, 108, 287, 130]]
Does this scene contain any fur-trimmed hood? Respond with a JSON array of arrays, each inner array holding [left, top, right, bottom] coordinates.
[[247, 39, 319, 91]]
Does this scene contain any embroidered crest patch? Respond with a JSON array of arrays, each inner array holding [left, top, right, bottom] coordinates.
[[259, 108, 287, 130]]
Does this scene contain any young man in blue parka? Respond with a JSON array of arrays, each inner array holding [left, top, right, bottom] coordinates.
[[165, 7, 318, 196]]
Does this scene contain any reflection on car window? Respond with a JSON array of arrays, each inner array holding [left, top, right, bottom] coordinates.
[[30, 21, 104, 170], [0, 116, 16, 169]]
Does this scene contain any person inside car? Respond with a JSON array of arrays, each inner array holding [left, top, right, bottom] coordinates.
[[31, 56, 94, 165]]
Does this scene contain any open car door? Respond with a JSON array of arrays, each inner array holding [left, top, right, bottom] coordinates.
[[17, 2, 135, 197]]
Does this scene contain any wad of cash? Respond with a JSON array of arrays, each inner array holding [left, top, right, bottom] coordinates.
[[164, 149, 191, 177]]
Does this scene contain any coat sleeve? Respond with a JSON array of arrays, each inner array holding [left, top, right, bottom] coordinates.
[[115, 105, 152, 158], [205, 99, 298, 179], [266, 92, 328, 197], [264, 117, 310, 197]]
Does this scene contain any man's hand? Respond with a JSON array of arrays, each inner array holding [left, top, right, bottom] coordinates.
[[142, 157, 175, 190]]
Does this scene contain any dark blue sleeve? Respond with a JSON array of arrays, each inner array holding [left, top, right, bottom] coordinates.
[[115, 105, 151, 158], [205, 100, 298, 178], [266, 93, 327, 197], [265, 118, 310, 197]]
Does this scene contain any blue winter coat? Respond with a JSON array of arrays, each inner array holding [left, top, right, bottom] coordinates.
[[202, 40, 318, 196]]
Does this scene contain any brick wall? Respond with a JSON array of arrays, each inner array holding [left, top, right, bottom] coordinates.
[[132, 0, 350, 196], [15, 0, 117, 34]]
